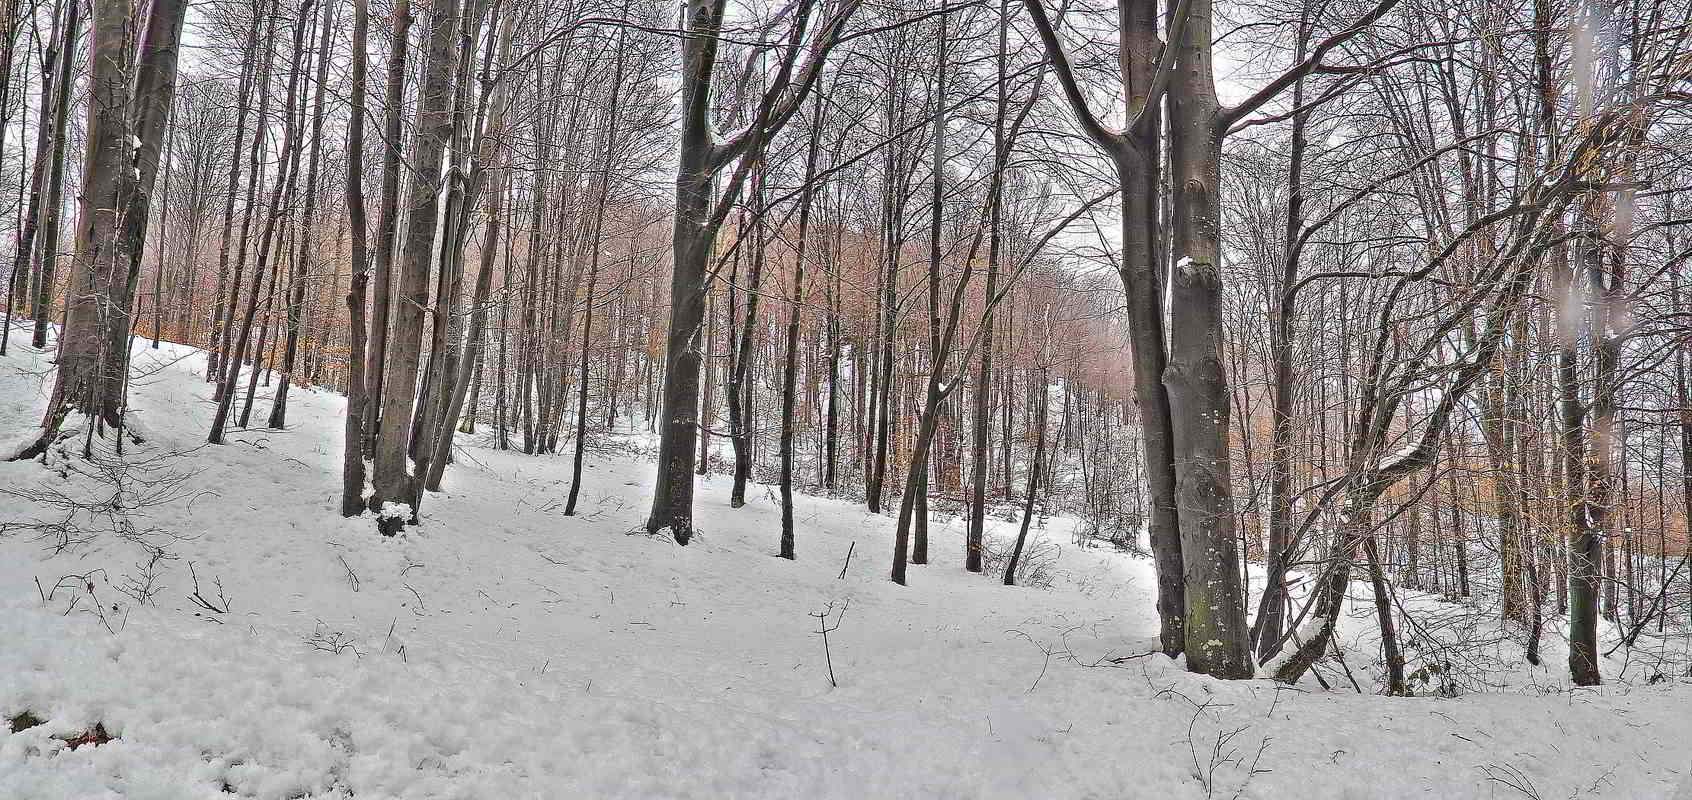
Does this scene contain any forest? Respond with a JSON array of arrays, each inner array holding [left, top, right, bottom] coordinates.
[[0, 0, 1690, 794]]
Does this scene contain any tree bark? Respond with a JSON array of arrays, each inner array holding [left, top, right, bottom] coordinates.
[[3, 0, 67, 356], [778, 95, 826, 560], [1166, 0, 1251, 678], [646, 0, 859, 542], [368, 0, 461, 533], [269, 0, 337, 429], [363, 0, 413, 451], [29, 0, 79, 351], [26, 0, 136, 456], [341, 0, 373, 516]]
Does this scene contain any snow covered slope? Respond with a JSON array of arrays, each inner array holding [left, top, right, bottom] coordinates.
[[3, 334, 1691, 799]]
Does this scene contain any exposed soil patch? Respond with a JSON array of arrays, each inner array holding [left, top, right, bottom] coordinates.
[[7, 711, 43, 733], [58, 722, 114, 749]]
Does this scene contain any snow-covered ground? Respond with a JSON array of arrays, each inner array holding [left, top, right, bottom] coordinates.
[[3, 332, 1691, 799]]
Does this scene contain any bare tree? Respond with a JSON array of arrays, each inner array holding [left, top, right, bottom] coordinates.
[[645, 0, 861, 543]]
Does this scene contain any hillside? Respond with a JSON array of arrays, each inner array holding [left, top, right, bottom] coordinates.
[[3, 336, 1691, 799]]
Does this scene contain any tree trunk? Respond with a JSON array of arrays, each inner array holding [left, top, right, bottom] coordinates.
[[363, 0, 412, 450], [1167, 0, 1251, 677], [645, 0, 857, 541], [3, 0, 67, 355], [965, 17, 1006, 572], [29, 0, 79, 351], [211, 3, 277, 388], [341, 0, 373, 516], [368, 0, 461, 533], [270, 0, 337, 429], [26, 0, 136, 456], [778, 96, 825, 560], [726, 168, 767, 509], [1004, 363, 1050, 585], [209, 0, 309, 443]]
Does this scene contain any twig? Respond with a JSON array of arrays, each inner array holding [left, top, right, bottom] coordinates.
[[338, 555, 361, 592], [1479, 763, 1543, 799], [1008, 628, 1060, 693], [402, 583, 425, 613], [186, 561, 230, 616], [837, 541, 855, 579], [811, 598, 850, 687]]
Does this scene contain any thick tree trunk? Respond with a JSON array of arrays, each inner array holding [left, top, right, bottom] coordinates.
[[1166, 0, 1251, 678], [410, 0, 488, 478], [114, 0, 189, 382], [648, 182, 713, 541], [1561, 269, 1600, 685], [27, 0, 136, 455], [368, 0, 461, 533], [1023, 0, 1187, 655]]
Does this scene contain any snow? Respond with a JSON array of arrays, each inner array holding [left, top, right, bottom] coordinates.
[[375, 502, 412, 522], [1377, 442, 1422, 472], [3, 330, 1692, 798]]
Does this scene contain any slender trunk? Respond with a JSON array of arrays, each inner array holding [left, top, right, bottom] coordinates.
[[1004, 364, 1050, 585], [29, 0, 80, 351], [341, 0, 373, 516], [270, 0, 337, 428], [210, 1, 309, 442], [1251, 17, 1311, 662], [915, 8, 947, 566], [727, 165, 767, 509], [4, 0, 66, 354], [1363, 534, 1407, 694], [212, 5, 276, 386], [424, 171, 504, 493], [413, 0, 493, 485], [965, 135, 1000, 577], [779, 96, 824, 559], [565, 65, 620, 513], [363, 0, 412, 449]]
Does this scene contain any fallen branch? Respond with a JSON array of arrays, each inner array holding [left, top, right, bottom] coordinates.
[[186, 561, 230, 617]]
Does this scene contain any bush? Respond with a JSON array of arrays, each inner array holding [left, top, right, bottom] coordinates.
[[980, 534, 1059, 589]]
